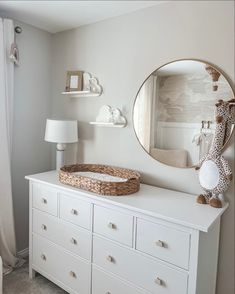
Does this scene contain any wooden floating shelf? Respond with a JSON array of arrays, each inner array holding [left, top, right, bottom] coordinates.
[[61, 91, 101, 97], [89, 122, 126, 128]]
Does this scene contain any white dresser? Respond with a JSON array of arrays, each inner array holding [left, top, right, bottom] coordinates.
[[26, 171, 228, 294]]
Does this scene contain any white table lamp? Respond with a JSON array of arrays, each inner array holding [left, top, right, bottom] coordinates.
[[45, 119, 78, 170]]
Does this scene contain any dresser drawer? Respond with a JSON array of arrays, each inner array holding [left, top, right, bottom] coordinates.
[[92, 267, 147, 294], [33, 234, 91, 294], [33, 209, 92, 260], [93, 236, 188, 294], [32, 184, 58, 216], [136, 219, 190, 269], [60, 194, 91, 230], [93, 205, 133, 247]]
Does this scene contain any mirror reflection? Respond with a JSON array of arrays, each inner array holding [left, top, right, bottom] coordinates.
[[133, 60, 234, 168]]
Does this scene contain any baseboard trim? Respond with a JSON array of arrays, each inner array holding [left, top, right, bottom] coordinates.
[[17, 248, 29, 258]]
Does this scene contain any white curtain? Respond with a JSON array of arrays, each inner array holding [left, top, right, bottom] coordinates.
[[0, 18, 18, 274], [133, 75, 155, 152]]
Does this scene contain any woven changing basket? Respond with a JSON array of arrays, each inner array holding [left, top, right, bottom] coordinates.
[[59, 164, 140, 196]]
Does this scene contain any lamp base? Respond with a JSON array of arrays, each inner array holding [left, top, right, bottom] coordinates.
[[56, 143, 66, 170]]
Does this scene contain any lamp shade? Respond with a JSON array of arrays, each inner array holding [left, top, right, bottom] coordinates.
[[45, 119, 78, 143]]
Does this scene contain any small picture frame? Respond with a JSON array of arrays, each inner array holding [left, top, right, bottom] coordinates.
[[65, 71, 83, 92]]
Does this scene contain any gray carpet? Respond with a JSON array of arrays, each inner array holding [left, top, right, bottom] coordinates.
[[3, 262, 67, 294]]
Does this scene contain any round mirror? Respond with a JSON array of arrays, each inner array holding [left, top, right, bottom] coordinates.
[[133, 59, 234, 168]]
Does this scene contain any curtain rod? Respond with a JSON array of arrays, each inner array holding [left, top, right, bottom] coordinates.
[[15, 26, 22, 34]]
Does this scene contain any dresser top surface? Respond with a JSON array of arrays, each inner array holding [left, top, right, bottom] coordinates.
[[26, 170, 228, 232]]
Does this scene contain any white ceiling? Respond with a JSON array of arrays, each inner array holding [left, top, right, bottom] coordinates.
[[0, 1, 165, 33], [157, 60, 207, 76]]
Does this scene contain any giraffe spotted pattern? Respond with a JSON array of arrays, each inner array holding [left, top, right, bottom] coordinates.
[[197, 99, 235, 208]]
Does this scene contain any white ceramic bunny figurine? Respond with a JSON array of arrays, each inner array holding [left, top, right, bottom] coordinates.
[[196, 98, 235, 208]]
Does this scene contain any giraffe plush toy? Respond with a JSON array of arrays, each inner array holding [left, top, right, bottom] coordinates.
[[196, 98, 235, 208]]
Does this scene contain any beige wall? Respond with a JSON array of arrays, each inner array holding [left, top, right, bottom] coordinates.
[[12, 21, 52, 251], [51, 1, 234, 293]]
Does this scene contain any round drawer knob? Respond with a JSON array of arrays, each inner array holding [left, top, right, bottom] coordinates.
[[71, 238, 77, 245], [71, 209, 78, 215], [41, 224, 47, 231], [155, 277, 163, 286], [70, 271, 77, 278], [155, 240, 165, 248], [108, 222, 116, 229], [106, 255, 114, 263], [41, 254, 46, 261], [42, 198, 47, 204]]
